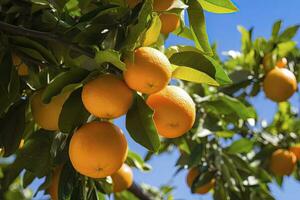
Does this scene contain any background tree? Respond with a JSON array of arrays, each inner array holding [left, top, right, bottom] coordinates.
[[0, 0, 299, 200]]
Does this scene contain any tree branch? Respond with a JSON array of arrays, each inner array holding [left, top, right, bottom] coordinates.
[[0, 21, 95, 58], [128, 182, 153, 200]]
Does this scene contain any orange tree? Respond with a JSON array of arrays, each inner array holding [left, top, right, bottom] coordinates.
[[0, 0, 300, 200]]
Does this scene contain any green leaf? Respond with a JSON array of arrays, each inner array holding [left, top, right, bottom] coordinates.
[[187, 1, 212, 55], [126, 150, 151, 171], [198, 0, 238, 13], [123, 0, 152, 50], [58, 88, 90, 133], [278, 25, 300, 42], [95, 50, 125, 71], [219, 95, 256, 119], [271, 20, 282, 39], [171, 64, 219, 86], [238, 26, 252, 54], [126, 94, 160, 152], [0, 101, 26, 157], [188, 144, 204, 166], [216, 131, 235, 138], [276, 41, 297, 57], [191, 170, 215, 193], [227, 138, 254, 154], [58, 163, 78, 200], [22, 170, 36, 188], [10, 36, 58, 65], [42, 68, 89, 103], [169, 51, 231, 85]]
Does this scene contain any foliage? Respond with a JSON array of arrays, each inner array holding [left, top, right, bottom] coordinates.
[[0, 0, 299, 200]]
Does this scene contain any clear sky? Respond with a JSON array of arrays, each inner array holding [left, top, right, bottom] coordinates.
[[31, 0, 300, 199]]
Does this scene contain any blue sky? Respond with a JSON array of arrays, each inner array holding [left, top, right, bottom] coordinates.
[[32, 0, 300, 199]]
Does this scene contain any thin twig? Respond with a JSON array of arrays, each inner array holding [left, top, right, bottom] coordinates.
[[128, 182, 153, 200], [0, 21, 95, 58]]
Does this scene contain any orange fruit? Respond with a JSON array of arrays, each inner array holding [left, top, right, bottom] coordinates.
[[186, 168, 215, 194], [69, 121, 128, 178], [159, 13, 180, 34], [263, 67, 297, 102], [269, 149, 297, 176], [153, 0, 175, 12], [82, 74, 133, 119], [146, 86, 195, 138], [276, 57, 288, 68], [290, 145, 300, 160], [48, 166, 63, 200], [124, 47, 172, 94], [12, 54, 29, 76], [111, 164, 133, 193], [31, 91, 70, 131], [127, 0, 140, 8]]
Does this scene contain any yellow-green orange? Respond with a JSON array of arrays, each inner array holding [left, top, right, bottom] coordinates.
[[69, 122, 128, 178], [111, 164, 133, 193], [31, 91, 70, 131], [269, 149, 296, 176], [186, 167, 215, 194], [146, 86, 195, 138], [124, 47, 172, 94], [82, 74, 133, 119], [263, 67, 297, 102], [159, 13, 180, 34]]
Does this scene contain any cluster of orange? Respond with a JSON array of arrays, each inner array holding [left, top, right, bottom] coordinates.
[[128, 0, 181, 35], [30, 47, 195, 198], [263, 57, 297, 102], [269, 146, 300, 176]]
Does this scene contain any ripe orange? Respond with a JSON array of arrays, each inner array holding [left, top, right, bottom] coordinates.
[[186, 168, 215, 194], [82, 74, 133, 119], [290, 145, 300, 160], [276, 57, 288, 68], [127, 0, 140, 8], [111, 164, 133, 193], [48, 166, 63, 200], [12, 54, 29, 76], [124, 47, 172, 94], [153, 0, 175, 12], [159, 13, 180, 34], [69, 121, 128, 178], [263, 67, 297, 102], [31, 91, 70, 131], [269, 149, 297, 176], [146, 86, 195, 138]]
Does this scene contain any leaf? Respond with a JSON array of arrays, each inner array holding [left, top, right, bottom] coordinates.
[[187, 1, 212, 55], [188, 144, 204, 166], [142, 14, 162, 46], [58, 88, 90, 133], [171, 64, 219, 86], [126, 94, 160, 152], [198, 0, 238, 13], [123, 0, 153, 50], [126, 150, 151, 171], [278, 25, 300, 42], [276, 41, 297, 57], [227, 138, 254, 154], [271, 20, 282, 39], [238, 26, 253, 54], [216, 131, 235, 138], [169, 51, 231, 85], [0, 101, 26, 157], [23, 170, 36, 188], [42, 68, 89, 103], [95, 50, 125, 71], [219, 95, 256, 119], [58, 163, 78, 200], [191, 170, 215, 193]]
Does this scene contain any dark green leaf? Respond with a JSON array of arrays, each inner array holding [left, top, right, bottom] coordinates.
[[59, 88, 90, 133], [187, 1, 212, 55], [126, 94, 160, 152], [42, 68, 89, 103], [278, 25, 300, 42]]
